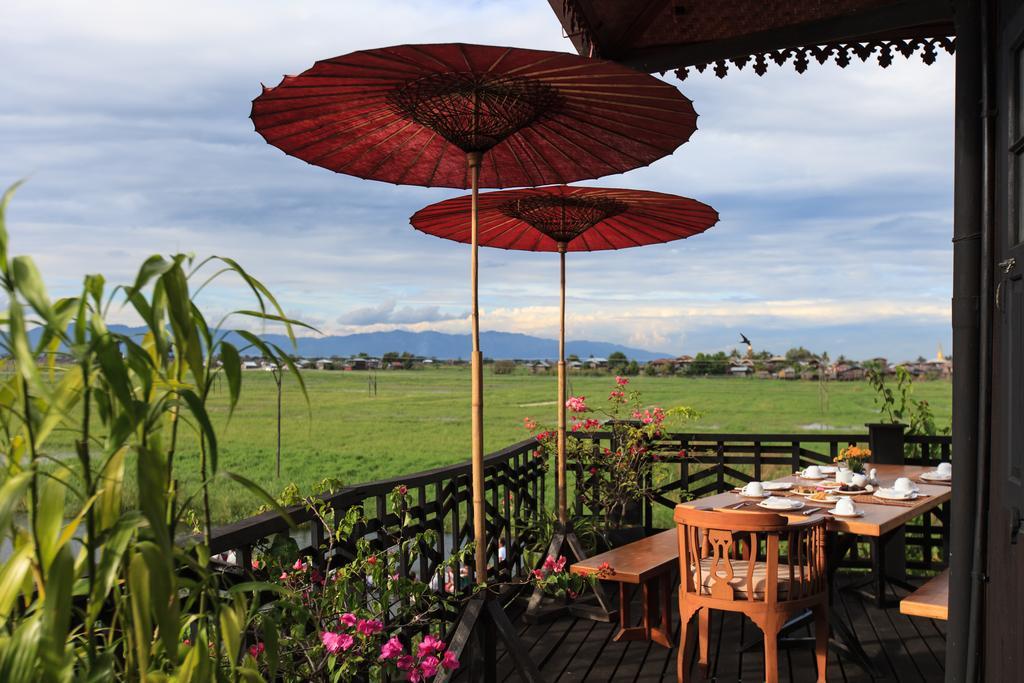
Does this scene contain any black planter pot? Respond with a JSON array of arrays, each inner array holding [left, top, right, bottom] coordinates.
[[604, 525, 646, 549]]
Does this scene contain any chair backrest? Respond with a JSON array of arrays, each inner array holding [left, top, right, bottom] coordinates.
[[674, 506, 826, 604]]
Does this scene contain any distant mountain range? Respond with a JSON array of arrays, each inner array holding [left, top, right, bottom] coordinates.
[[70, 326, 670, 362]]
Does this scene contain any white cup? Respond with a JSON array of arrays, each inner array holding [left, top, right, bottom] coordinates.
[[804, 465, 821, 478], [835, 497, 856, 515], [742, 481, 765, 497], [937, 462, 953, 477], [894, 477, 914, 492], [836, 469, 854, 485], [868, 468, 878, 483], [851, 473, 868, 488]]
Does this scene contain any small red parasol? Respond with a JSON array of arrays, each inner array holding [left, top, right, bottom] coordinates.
[[411, 186, 718, 529], [252, 43, 699, 593]]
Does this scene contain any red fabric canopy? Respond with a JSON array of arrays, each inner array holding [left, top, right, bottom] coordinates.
[[409, 185, 718, 252], [251, 43, 697, 189]]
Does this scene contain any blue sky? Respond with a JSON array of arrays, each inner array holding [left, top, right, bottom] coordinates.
[[0, 1, 954, 361]]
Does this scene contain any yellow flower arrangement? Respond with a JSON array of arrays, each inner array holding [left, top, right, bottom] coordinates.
[[836, 445, 871, 473]]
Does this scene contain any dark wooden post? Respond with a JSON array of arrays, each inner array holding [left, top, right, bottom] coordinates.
[[867, 422, 907, 586]]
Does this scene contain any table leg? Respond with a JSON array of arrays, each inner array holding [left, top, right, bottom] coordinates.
[[612, 577, 673, 648]]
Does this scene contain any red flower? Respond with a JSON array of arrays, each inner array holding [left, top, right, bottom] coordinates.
[[589, 466, 598, 475], [615, 375, 629, 386], [367, 555, 377, 565], [248, 642, 265, 658], [398, 485, 408, 495], [565, 396, 588, 412]]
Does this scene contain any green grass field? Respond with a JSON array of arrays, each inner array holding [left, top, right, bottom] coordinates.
[[128, 367, 949, 523]]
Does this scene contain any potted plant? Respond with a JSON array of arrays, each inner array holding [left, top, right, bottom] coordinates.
[[524, 376, 698, 547]]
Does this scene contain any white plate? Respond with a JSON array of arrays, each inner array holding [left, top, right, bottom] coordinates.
[[828, 508, 865, 517], [762, 482, 793, 491], [799, 472, 827, 480], [803, 494, 841, 503], [920, 471, 952, 482], [757, 498, 805, 511], [874, 488, 919, 501], [737, 491, 770, 498], [832, 489, 867, 496]]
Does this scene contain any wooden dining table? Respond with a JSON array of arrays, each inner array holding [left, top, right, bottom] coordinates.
[[677, 463, 951, 675]]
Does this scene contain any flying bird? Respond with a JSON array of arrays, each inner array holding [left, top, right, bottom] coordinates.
[[739, 333, 752, 347]]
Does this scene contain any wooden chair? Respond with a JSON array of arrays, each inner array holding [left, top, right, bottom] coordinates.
[[674, 507, 828, 683]]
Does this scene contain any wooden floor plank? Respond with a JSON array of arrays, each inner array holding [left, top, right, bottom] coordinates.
[[484, 572, 945, 681]]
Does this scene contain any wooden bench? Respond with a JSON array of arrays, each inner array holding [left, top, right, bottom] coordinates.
[[571, 529, 678, 648], [899, 569, 949, 620]]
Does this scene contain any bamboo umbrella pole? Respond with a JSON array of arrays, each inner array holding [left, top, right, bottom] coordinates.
[[556, 243, 568, 526], [467, 150, 487, 584]]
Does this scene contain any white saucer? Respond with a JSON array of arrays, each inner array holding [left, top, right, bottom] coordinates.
[[737, 491, 770, 498], [828, 508, 865, 517], [799, 472, 827, 480], [762, 482, 793, 491], [920, 471, 952, 482], [874, 488, 919, 501], [757, 498, 805, 511]]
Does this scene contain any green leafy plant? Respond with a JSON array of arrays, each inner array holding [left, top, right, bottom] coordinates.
[[0, 182, 310, 681], [867, 367, 951, 458], [250, 485, 466, 681]]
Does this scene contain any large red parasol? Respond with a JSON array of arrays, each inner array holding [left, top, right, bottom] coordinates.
[[250, 43, 697, 189], [411, 186, 718, 534], [252, 43, 698, 601]]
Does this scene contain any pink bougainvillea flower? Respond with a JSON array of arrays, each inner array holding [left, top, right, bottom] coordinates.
[[279, 571, 289, 581], [357, 618, 384, 636], [340, 613, 358, 628], [407, 670, 423, 683], [379, 636, 404, 661], [532, 568, 544, 579], [615, 375, 629, 386], [321, 631, 351, 654], [584, 418, 601, 429], [293, 558, 306, 571], [553, 556, 567, 573], [571, 421, 582, 431], [609, 389, 625, 401], [441, 649, 460, 671], [565, 396, 588, 412], [397, 654, 416, 671], [248, 642, 265, 658], [420, 655, 440, 678], [542, 556, 556, 571], [417, 634, 445, 658]]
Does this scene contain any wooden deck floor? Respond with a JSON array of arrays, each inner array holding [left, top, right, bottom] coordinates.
[[483, 574, 946, 682]]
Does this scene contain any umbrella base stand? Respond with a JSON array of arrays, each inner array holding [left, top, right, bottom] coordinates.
[[524, 523, 616, 624], [438, 590, 546, 683]]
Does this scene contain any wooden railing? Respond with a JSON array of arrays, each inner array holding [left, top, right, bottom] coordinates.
[[569, 430, 951, 573], [208, 438, 547, 585], [207, 430, 952, 587]]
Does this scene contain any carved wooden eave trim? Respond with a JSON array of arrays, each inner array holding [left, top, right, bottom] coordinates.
[[671, 36, 956, 81]]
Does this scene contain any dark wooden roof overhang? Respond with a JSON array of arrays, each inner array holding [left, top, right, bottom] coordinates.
[[548, 0, 955, 79]]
